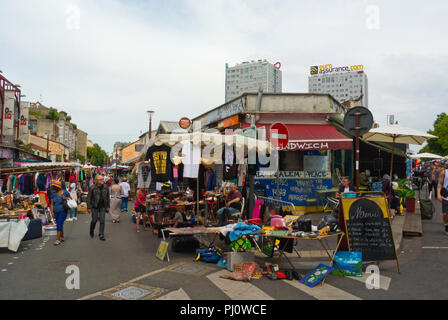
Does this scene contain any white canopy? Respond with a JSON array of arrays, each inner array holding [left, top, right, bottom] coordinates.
[[133, 132, 272, 164], [363, 124, 438, 177], [409, 153, 443, 159], [363, 124, 437, 145]]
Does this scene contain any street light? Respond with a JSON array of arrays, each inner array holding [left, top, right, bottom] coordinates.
[[45, 130, 51, 159], [147, 110, 155, 140]]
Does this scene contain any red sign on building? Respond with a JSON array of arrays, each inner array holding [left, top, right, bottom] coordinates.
[[270, 123, 289, 150], [179, 117, 191, 130]]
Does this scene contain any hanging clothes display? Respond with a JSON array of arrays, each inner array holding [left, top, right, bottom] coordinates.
[[145, 144, 172, 182], [182, 141, 201, 179], [136, 162, 152, 189], [205, 168, 216, 191], [36, 173, 47, 192]]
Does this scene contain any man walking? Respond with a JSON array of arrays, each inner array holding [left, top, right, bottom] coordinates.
[[437, 163, 448, 235], [87, 175, 110, 241], [428, 164, 439, 199], [120, 177, 131, 212]]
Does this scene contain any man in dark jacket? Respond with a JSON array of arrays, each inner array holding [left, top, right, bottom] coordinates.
[[87, 175, 110, 241]]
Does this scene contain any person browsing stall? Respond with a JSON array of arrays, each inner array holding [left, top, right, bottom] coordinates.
[[135, 188, 148, 233], [217, 183, 242, 226], [50, 181, 71, 246]]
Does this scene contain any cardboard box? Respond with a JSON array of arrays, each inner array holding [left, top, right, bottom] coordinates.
[[227, 252, 255, 272]]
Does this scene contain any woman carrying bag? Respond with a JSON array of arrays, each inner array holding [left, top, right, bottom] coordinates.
[[50, 181, 72, 246]]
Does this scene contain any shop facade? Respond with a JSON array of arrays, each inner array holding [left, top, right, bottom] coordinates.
[[192, 93, 353, 212]]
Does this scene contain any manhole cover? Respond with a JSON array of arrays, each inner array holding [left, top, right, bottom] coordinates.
[[173, 264, 206, 274], [111, 286, 153, 300]]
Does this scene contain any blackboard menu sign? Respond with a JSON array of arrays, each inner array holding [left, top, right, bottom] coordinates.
[[341, 194, 398, 263]]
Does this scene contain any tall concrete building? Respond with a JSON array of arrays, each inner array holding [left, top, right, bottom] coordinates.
[[225, 60, 282, 102], [308, 69, 368, 108]]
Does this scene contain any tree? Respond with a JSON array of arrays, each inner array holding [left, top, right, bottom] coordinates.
[[87, 144, 108, 167], [420, 112, 448, 156], [46, 108, 60, 121]]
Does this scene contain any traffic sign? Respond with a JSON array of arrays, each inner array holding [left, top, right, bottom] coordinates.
[[270, 122, 289, 149], [344, 106, 374, 137], [179, 117, 191, 130]]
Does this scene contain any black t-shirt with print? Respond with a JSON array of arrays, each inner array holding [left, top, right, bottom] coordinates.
[[146, 145, 172, 182]]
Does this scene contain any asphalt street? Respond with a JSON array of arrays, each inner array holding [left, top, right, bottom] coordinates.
[[1, 198, 447, 300]]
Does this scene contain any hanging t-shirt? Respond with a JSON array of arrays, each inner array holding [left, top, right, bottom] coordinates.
[[146, 144, 172, 182], [137, 162, 152, 189], [182, 141, 201, 178]]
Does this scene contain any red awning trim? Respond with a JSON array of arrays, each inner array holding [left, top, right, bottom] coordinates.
[[275, 124, 352, 151]]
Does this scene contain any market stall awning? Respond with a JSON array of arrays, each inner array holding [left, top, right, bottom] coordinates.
[[282, 124, 353, 151]]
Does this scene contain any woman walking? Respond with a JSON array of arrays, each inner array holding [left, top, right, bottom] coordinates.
[[135, 188, 148, 233], [50, 181, 71, 246], [68, 177, 79, 222], [110, 178, 122, 223]]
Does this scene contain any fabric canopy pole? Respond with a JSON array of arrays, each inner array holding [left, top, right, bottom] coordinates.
[[390, 136, 396, 178]]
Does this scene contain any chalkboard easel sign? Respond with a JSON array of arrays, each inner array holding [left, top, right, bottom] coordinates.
[[339, 192, 400, 273]]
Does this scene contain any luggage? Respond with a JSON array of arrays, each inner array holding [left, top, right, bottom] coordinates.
[[171, 236, 200, 253], [420, 199, 434, 220], [194, 246, 223, 263], [23, 219, 43, 241], [420, 183, 434, 220]]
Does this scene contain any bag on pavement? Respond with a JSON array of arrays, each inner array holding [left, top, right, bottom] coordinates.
[[194, 246, 223, 263], [420, 199, 434, 220], [420, 183, 434, 220]]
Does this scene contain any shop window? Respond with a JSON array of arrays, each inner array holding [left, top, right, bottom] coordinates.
[[279, 151, 304, 171]]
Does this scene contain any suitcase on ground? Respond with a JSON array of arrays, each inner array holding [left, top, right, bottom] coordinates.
[[23, 218, 43, 241], [172, 236, 200, 253], [420, 183, 434, 220], [420, 199, 434, 220]]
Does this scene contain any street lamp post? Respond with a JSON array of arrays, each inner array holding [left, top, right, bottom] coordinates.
[[147, 110, 155, 140], [45, 130, 50, 159]]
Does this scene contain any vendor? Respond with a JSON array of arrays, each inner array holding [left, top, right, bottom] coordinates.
[[336, 178, 354, 197], [382, 174, 401, 217], [170, 206, 185, 228], [217, 183, 242, 226]]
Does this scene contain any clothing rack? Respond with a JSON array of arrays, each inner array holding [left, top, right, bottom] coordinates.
[[0, 166, 78, 175], [255, 196, 297, 215]]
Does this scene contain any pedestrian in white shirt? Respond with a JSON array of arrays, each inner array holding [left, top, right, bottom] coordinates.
[[120, 177, 131, 212]]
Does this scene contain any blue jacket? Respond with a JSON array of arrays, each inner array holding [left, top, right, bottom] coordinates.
[[229, 222, 262, 242]]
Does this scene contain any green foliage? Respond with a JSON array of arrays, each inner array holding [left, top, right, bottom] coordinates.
[[29, 110, 43, 118], [66, 116, 72, 122], [87, 144, 108, 167], [420, 112, 448, 156], [127, 173, 137, 184], [46, 108, 60, 121], [396, 179, 415, 199]]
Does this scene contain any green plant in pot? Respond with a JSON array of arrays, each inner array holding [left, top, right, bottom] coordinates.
[[396, 179, 416, 210]]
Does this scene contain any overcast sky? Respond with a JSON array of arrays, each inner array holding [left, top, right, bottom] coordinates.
[[1, 0, 446, 153]]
